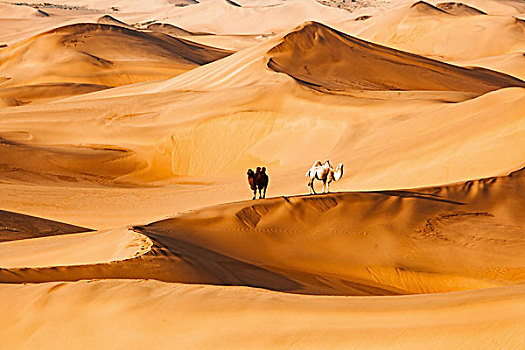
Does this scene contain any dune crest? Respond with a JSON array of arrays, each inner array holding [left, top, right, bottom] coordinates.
[[147, 22, 205, 36], [409, 1, 451, 15], [97, 15, 135, 29], [436, 2, 487, 15]]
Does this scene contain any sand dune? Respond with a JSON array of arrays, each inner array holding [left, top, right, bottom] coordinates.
[[2, 169, 523, 295], [134, 167, 525, 295], [446, 0, 525, 15], [0, 3, 52, 19], [409, 1, 451, 16], [338, 1, 525, 64], [0, 23, 232, 90], [267, 21, 525, 93], [156, 0, 349, 35], [96, 15, 135, 29]]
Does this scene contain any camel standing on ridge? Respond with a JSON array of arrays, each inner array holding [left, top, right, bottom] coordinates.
[[247, 169, 257, 199], [255, 167, 269, 199], [247, 167, 269, 199], [306, 160, 344, 194]]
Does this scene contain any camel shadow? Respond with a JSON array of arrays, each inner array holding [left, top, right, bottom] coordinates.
[[369, 190, 466, 205]]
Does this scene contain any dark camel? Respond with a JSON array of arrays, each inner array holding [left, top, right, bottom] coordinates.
[[247, 167, 269, 199]]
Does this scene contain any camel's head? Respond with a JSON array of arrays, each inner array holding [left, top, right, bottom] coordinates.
[[262, 167, 266, 173], [323, 159, 331, 167], [256, 167, 261, 173], [333, 164, 344, 181], [247, 169, 254, 176], [314, 160, 322, 167]]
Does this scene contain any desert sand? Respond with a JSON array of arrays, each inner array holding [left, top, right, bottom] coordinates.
[[0, 0, 524, 348]]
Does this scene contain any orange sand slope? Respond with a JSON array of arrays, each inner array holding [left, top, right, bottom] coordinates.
[[2, 168, 523, 296]]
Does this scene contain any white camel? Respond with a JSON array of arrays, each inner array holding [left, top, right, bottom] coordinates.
[[306, 160, 344, 194]]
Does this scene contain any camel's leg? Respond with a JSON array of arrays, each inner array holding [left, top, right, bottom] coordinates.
[[310, 179, 317, 195], [263, 186, 267, 199], [322, 179, 327, 193], [252, 189, 257, 200]]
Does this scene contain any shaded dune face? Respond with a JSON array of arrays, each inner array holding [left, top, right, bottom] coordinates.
[[266, 22, 525, 93], [0, 23, 233, 88], [0, 210, 92, 242], [2, 168, 523, 296]]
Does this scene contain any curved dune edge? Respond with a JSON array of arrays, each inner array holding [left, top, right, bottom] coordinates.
[[2, 168, 523, 296], [0, 227, 152, 269], [0, 279, 524, 349]]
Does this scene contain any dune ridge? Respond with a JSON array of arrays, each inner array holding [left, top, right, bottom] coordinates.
[[147, 22, 206, 36], [409, 1, 451, 16], [96, 15, 136, 29]]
